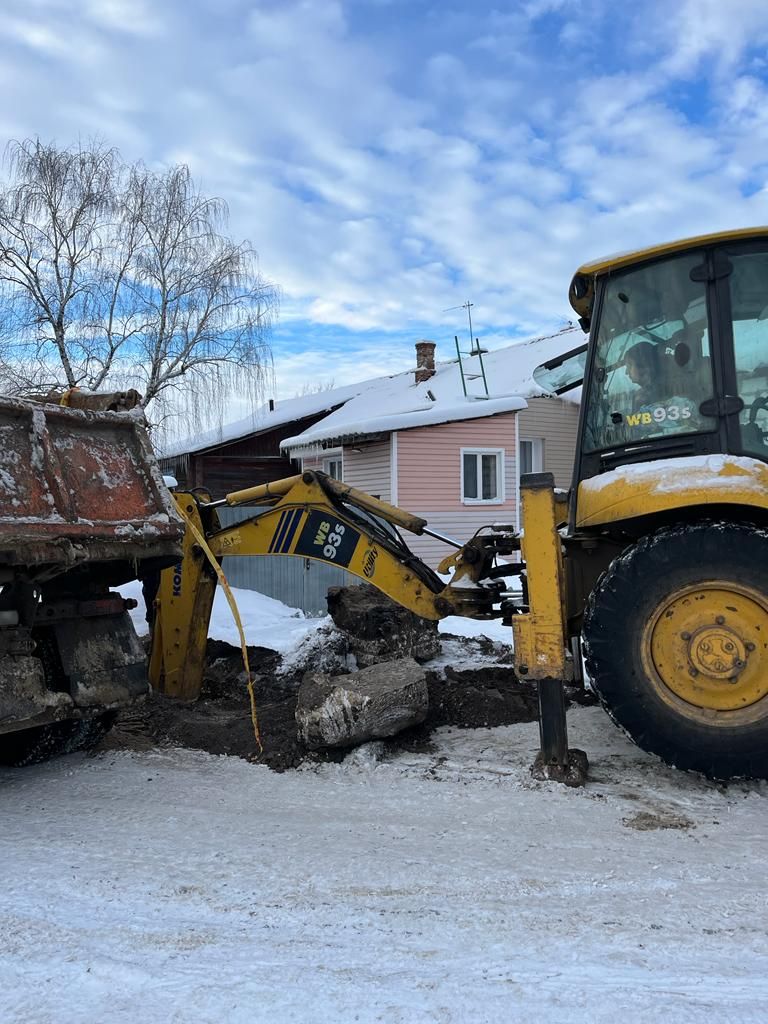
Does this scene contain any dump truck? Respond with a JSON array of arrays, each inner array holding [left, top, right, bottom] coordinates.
[[149, 227, 768, 782], [0, 394, 184, 765]]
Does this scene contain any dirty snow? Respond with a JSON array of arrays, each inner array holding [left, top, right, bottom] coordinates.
[[4, 583, 764, 1022], [581, 453, 768, 497]]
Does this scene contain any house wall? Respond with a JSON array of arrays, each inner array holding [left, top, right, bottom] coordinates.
[[300, 453, 326, 473], [516, 396, 580, 489], [396, 413, 518, 566], [342, 441, 391, 501], [301, 442, 391, 499], [159, 411, 333, 497]]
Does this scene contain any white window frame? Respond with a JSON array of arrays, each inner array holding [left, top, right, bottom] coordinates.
[[323, 454, 343, 480], [519, 438, 544, 477], [460, 447, 505, 505]]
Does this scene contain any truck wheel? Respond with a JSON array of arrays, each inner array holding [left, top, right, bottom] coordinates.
[[583, 521, 768, 780]]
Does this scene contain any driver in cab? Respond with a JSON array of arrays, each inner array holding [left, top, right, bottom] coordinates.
[[624, 341, 658, 409], [621, 340, 701, 434]]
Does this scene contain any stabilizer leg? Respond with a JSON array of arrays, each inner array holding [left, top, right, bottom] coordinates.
[[531, 677, 588, 787]]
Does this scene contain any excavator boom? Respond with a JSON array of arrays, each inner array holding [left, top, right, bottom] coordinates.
[[149, 471, 516, 700]]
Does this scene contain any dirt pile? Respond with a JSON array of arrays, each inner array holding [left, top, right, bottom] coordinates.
[[326, 584, 441, 666], [102, 587, 588, 770], [105, 632, 543, 769]]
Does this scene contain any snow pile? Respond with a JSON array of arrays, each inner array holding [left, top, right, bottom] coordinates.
[[120, 579, 329, 654], [582, 453, 768, 498], [121, 580, 512, 653], [2, 708, 767, 1023]]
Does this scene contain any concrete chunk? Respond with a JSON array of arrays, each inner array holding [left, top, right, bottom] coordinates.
[[296, 658, 428, 749]]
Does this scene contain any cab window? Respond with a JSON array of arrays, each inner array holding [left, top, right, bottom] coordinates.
[[727, 251, 768, 459], [584, 252, 717, 452]]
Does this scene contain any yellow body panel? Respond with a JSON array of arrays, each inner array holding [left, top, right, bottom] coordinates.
[[576, 455, 768, 529], [512, 480, 570, 681], [148, 495, 219, 699], [575, 226, 768, 279]]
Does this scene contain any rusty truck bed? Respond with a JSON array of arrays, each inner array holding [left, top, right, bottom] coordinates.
[[0, 397, 183, 571]]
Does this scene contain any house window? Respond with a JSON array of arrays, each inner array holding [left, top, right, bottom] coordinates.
[[461, 449, 504, 503], [324, 457, 343, 480], [519, 439, 544, 476]]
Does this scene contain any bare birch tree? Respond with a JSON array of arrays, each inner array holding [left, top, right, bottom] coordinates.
[[0, 139, 120, 393], [0, 139, 278, 432], [117, 163, 276, 429]]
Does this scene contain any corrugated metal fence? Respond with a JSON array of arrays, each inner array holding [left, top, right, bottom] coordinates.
[[217, 507, 354, 615]]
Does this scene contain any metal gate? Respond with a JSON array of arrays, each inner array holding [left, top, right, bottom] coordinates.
[[217, 507, 353, 615]]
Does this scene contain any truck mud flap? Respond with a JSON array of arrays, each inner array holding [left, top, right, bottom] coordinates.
[[51, 612, 148, 708]]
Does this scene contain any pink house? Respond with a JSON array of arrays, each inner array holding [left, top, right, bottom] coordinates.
[[281, 330, 581, 567]]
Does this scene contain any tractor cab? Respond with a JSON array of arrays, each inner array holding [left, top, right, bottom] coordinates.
[[519, 229, 768, 782], [568, 228, 768, 482]]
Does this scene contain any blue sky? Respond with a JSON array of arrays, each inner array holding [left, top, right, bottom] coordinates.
[[2, 0, 768, 402]]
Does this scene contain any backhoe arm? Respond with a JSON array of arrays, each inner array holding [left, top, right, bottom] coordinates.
[[149, 472, 514, 699]]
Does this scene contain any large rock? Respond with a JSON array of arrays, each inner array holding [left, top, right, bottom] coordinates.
[[326, 584, 441, 668], [296, 658, 429, 749]]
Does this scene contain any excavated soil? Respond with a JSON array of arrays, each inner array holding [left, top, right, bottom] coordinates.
[[102, 632, 593, 770]]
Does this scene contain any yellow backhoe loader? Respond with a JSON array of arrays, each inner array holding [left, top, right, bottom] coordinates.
[[517, 226, 768, 780], [149, 226, 768, 783], [3, 228, 767, 782]]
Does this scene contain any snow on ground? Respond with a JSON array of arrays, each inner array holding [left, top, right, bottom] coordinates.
[[437, 614, 512, 644], [4, 584, 762, 1022], [120, 579, 332, 653], [2, 708, 767, 1024]]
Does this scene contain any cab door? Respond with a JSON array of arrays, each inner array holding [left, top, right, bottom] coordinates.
[[713, 242, 768, 464]]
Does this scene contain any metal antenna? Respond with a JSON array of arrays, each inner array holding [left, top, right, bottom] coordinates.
[[443, 300, 476, 353], [444, 301, 489, 398]]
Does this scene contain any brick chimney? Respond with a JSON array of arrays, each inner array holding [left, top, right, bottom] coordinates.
[[415, 340, 436, 384]]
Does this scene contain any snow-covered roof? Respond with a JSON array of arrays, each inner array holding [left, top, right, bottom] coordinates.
[[281, 327, 582, 453], [159, 378, 377, 459], [161, 326, 582, 459]]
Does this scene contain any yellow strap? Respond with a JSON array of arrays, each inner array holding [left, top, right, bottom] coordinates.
[[181, 510, 263, 753]]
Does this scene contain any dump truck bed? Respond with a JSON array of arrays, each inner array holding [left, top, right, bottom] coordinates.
[[0, 397, 183, 573]]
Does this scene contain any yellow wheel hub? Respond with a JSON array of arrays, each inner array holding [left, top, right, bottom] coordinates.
[[644, 583, 768, 712]]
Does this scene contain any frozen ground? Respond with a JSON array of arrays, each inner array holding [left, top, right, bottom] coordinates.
[[2, 587, 767, 1023]]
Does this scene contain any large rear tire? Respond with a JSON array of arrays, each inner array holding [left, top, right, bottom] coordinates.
[[583, 521, 768, 780]]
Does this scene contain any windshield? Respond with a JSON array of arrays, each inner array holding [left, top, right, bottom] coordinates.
[[532, 345, 587, 395], [584, 251, 718, 452]]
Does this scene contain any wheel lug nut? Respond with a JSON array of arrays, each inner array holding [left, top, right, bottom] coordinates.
[[681, 631, 691, 641], [689, 667, 699, 677], [715, 616, 725, 625], [746, 642, 756, 652]]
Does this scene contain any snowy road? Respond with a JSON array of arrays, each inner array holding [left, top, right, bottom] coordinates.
[[2, 707, 767, 1023]]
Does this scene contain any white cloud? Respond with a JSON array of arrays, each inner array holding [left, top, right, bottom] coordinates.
[[651, 0, 768, 78], [84, 0, 164, 36], [3, 0, 768, 413]]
